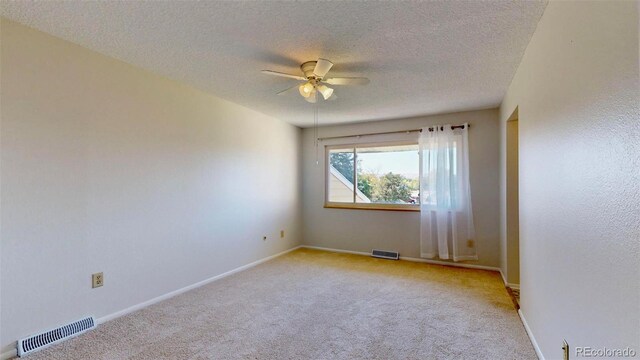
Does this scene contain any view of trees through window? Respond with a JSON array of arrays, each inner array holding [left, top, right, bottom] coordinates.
[[328, 144, 419, 205]]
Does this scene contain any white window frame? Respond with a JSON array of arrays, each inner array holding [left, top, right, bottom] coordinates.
[[324, 141, 420, 212]]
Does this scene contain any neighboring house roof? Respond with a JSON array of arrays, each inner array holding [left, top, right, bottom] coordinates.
[[330, 165, 371, 203]]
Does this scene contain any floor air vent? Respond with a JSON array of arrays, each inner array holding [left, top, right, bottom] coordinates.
[[17, 316, 96, 357], [371, 249, 399, 260]]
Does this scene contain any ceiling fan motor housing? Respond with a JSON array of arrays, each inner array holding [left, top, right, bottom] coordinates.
[[301, 61, 319, 79]]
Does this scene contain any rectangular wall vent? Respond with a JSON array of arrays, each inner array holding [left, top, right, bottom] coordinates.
[[17, 316, 96, 357], [371, 249, 399, 260]]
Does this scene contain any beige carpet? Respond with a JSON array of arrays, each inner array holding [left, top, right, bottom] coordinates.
[[20, 248, 536, 359]]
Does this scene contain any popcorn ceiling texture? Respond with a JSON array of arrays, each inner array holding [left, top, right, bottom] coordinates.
[[1, 1, 546, 127], [16, 249, 536, 360]]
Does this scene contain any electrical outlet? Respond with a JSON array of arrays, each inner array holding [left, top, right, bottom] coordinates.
[[92, 272, 104, 288], [263, 236, 267, 241], [280, 230, 285, 238]]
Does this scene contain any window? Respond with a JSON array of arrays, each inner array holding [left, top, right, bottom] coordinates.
[[326, 143, 420, 211]]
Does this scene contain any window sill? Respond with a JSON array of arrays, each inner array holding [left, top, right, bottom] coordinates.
[[324, 203, 420, 212]]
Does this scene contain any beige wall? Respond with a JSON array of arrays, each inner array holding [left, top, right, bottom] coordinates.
[[499, 1, 639, 358], [0, 19, 302, 354], [302, 109, 500, 267]]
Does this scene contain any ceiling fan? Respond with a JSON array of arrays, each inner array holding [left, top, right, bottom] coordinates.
[[261, 58, 370, 103]]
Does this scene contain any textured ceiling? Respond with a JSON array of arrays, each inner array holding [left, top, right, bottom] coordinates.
[[1, 1, 546, 127]]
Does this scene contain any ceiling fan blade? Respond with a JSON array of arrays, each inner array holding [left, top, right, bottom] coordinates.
[[276, 84, 301, 95], [313, 59, 334, 78], [261, 70, 306, 81], [327, 93, 338, 101], [324, 77, 370, 85]]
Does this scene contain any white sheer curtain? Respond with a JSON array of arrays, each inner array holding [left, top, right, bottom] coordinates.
[[419, 124, 477, 261]]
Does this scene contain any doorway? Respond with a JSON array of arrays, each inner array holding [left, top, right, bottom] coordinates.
[[506, 109, 520, 291]]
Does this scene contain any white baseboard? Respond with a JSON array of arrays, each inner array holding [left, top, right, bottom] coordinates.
[[1, 349, 17, 360], [301, 245, 500, 272], [399, 255, 500, 272], [98, 245, 301, 325], [1, 245, 302, 360], [2, 245, 511, 360], [499, 269, 520, 289], [302, 245, 370, 257], [518, 309, 544, 360]]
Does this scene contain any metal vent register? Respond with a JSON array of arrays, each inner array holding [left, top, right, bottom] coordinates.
[[17, 316, 96, 357], [371, 249, 399, 260]]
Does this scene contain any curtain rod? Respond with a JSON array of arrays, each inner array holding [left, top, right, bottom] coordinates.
[[317, 124, 469, 141]]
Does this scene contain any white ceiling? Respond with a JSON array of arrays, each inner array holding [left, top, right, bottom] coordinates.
[[1, 1, 546, 127]]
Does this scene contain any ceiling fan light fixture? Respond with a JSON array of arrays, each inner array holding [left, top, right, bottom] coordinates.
[[317, 84, 334, 100], [299, 82, 314, 97], [304, 90, 317, 103]]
